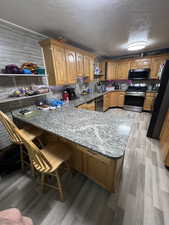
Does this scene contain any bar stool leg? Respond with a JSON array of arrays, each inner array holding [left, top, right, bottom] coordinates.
[[55, 171, 64, 201], [41, 173, 45, 192], [19, 144, 24, 171]]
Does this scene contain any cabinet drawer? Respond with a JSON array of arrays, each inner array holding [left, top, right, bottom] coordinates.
[[146, 92, 157, 97]]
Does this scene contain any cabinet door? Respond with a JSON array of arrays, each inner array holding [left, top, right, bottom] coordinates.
[[52, 46, 68, 85], [151, 55, 169, 79], [116, 61, 130, 79], [143, 96, 154, 111], [117, 92, 125, 107], [107, 62, 117, 80], [76, 52, 84, 76], [130, 58, 151, 70], [70, 146, 83, 172], [84, 55, 91, 76], [83, 154, 110, 189], [42, 46, 56, 85], [89, 57, 94, 81], [103, 93, 111, 111], [110, 92, 117, 107], [65, 49, 77, 83]]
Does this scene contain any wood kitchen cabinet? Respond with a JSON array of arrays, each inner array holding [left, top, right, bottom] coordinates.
[[69, 143, 124, 192], [103, 93, 111, 111], [42, 44, 68, 85], [59, 136, 123, 192], [116, 60, 130, 80], [77, 101, 95, 111], [40, 39, 95, 85], [76, 52, 84, 76], [110, 92, 118, 107], [105, 54, 169, 81], [110, 91, 125, 107], [160, 111, 169, 167], [107, 62, 117, 80], [143, 92, 156, 111], [130, 58, 151, 70], [116, 92, 125, 107], [84, 55, 94, 81], [104, 91, 125, 111], [65, 49, 77, 84], [150, 55, 169, 79]]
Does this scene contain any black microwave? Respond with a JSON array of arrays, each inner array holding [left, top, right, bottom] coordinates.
[[128, 68, 150, 80]]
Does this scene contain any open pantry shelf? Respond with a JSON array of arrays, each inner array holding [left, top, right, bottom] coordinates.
[[0, 74, 47, 77], [0, 93, 49, 104]]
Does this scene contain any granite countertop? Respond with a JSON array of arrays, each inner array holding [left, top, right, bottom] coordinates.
[[13, 106, 133, 159]]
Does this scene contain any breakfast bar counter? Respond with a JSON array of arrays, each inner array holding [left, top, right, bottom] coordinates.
[[13, 106, 133, 192]]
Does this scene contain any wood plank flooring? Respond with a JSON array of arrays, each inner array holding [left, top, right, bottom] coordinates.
[[0, 109, 169, 225]]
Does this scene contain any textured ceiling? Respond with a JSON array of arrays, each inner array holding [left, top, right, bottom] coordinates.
[[0, 0, 169, 56]]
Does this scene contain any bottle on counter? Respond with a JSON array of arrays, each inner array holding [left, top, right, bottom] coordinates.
[[63, 91, 69, 101]]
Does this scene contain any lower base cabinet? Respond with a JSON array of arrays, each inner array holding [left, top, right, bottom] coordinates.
[[143, 92, 156, 111], [103, 93, 111, 111], [103, 91, 125, 111], [69, 142, 124, 192], [77, 101, 95, 111]]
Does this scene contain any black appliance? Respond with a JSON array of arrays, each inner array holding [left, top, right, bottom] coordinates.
[[95, 96, 103, 112], [147, 60, 169, 139], [65, 88, 77, 100], [124, 86, 147, 112], [128, 68, 150, 80]]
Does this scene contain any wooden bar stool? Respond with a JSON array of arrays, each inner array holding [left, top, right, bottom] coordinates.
[[0, 110, 43, 172], [15, 127, 72, 201]]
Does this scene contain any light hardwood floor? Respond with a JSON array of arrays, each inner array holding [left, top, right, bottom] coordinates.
[[0, 109, 169, 225]]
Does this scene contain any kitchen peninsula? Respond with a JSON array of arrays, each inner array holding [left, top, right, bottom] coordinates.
[[13, 103, 133, 192]]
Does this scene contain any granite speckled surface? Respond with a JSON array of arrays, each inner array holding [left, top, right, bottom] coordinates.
[[13, 105, 133, 159]]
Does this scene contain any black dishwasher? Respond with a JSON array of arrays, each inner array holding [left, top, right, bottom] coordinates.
[[95, 96, 103, 112]]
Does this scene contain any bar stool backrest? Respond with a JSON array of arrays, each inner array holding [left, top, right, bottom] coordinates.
[[15, 126, 52, 172], [0, 111, 22, 144]]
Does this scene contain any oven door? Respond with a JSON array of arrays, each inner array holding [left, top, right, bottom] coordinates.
[[124, 95, 145, 112]]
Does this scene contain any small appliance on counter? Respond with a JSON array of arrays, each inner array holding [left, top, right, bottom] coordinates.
[[63, 88, 77, 100], [115, 83, 119, 90], [95, 81, 106, 93]]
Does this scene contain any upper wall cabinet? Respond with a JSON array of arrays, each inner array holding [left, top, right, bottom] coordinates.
[[107, 62, 117, 80], [84, 55, 94, 81], [116, 60, 130, 79], [151, 55, 169, 79], [40, 39, 95, 85], [130, 58, 151, 70], [106, 54, 169, 80], [76, 52, 84, 76], [41, 43, 67, 85], [52, 46, 68, 85], [65, 49, 77, 84]]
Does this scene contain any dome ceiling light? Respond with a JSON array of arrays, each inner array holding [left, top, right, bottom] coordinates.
[[127, 41, 147, 51]]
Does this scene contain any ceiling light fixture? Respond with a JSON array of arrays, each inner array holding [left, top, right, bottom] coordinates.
[[128, 41, 147, 51]]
